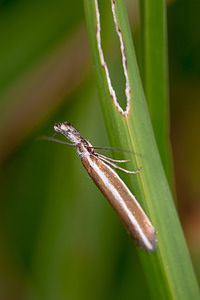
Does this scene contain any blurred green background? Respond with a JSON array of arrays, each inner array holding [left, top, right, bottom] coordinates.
[[0, 0, 199, 299]]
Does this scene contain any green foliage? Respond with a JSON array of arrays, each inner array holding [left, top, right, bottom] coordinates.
[[0, 0, 199, 299]]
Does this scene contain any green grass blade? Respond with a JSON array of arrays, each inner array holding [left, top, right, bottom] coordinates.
[[139, 0, 174, 189], [84, 0, 200, 299]]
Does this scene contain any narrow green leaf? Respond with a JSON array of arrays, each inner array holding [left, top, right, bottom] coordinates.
[[139, 0, 174, 189], [84, 0, 200, 299]]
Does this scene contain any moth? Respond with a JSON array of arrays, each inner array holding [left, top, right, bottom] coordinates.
[[50, 122, 157, 252]]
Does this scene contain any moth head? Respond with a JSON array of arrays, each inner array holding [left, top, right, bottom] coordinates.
[[76, 143, 91, 158]]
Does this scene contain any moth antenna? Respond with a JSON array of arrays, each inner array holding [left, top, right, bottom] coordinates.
[[39, 136, 76, 147], [96, 153, 130, 163], [89, 146, 134, 154], [89, 146, 144, 157]]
